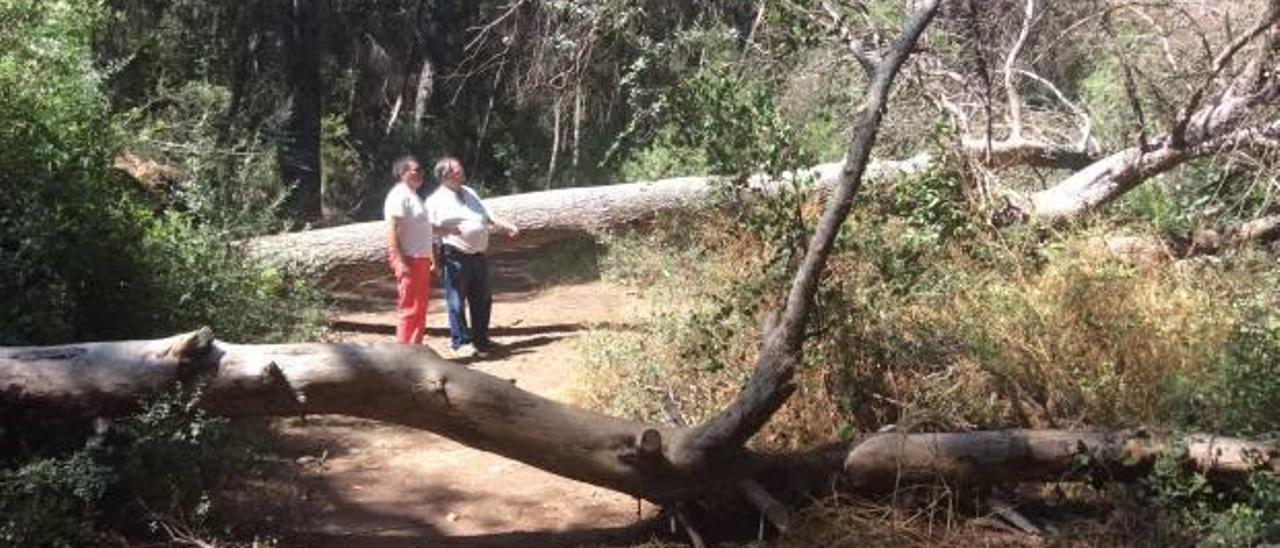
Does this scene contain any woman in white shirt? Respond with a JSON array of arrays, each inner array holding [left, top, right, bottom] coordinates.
[[383, 156, 434, 344]]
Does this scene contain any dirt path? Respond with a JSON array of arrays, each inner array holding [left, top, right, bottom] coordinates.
[[267, 255, 661, 547]]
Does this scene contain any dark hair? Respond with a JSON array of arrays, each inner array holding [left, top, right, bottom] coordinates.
[[391, 155, 419, 181]]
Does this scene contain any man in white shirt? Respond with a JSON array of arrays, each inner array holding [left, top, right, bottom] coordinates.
[[425, 157, 519, 358], [383, 155, 434, 344]]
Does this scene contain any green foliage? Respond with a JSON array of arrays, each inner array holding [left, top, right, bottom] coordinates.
[[665, 66, 812, 177], [1, 2, 324, 345], [1117, 158, 1279, 240], [1172, 271, 1280, 436], [0, 452, 112, 547], [1136, 452, 1280, 546], [1077, 34, 1176, 152], [1203, 473, 1280, 546], [321, 113, 364, 222], [138, 213, 326, 343], [117, 80, 286, 235], [106, 385, 245, 536], [1, 385, 257, 546], [586, 138, 1278, 441], [0, 0, 142, 344], [618, 125, 709, 182]]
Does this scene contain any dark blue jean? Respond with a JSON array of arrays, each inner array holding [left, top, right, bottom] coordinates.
[[441, 246, 492, 349]]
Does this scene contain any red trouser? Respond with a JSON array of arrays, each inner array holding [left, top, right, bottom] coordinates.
[[393, 256, 432, 344]]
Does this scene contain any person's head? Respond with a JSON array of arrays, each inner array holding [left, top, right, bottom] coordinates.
[[392, 155, 423, 190], [434, 157, 464, 191]]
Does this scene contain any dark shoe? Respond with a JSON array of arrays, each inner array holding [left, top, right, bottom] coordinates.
[[474, 340, 503, 355]]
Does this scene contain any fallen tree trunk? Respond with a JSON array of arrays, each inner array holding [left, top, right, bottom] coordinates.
[[2, 331, 1276, 503], [838, 430, 1279, 492], [1022, 119, 1280, 224], [0, 330, 696, 501], [242, 156, 932, 286], [961, 137, 1102, 170]]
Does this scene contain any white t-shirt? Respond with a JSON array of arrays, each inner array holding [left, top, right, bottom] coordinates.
[[383, 183, 434, 258], [425, 185, 492, 254]]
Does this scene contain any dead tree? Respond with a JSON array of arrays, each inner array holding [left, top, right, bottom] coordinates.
[[916, 0, 1280, 226]]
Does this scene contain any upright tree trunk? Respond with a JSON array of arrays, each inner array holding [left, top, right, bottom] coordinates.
[[411, 57, 434, 131], [547, 95, 563, 189], [280, 0, 323, 222], [572, 83, 583, 184]]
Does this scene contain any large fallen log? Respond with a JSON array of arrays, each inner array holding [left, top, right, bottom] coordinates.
[[242, 156, 932, 286], [2, 331, 1276, 504]]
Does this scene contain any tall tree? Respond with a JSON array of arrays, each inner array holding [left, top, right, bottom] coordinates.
[[280, 0, 322, 221]]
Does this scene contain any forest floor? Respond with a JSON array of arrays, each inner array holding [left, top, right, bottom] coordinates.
[[255, 249, 664, 547]]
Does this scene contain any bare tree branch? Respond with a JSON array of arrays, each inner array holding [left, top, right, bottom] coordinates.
[[1171, 1, 1280, 147], [819, 1, 881, 76], [688, 0, 942, 454], [1002, 0, 1037, 140]]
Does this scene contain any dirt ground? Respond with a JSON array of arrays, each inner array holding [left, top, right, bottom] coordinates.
[[263, 254, 663, 547]]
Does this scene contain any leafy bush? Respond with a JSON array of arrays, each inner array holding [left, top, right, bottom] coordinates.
[[1171, 269, 1280, 436], [0, 0, 139, 344], [137, 212, 326, 343], [1, 1, 324, 345], [581, 138, 1278, 441], [2, 5, 319, 539], [0, 452, 112, 547], [1, 386, 258, 546], [1135, 454, 1280, 546], [116, 80, 287, 236]]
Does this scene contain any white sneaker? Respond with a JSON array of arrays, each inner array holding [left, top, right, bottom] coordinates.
[[452, 344, 478, 359]]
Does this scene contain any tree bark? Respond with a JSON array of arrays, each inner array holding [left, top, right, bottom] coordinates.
[[838, 430, 1279, 491], [1022, 118, 1280, 224], [960, 137, 1101, 170], [2, 332, 1275, 503], [280, 0, 323, 222]]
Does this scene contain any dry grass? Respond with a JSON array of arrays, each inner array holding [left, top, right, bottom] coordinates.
[[574, 208, 1253, 438], [569, 201, 1278, 545]]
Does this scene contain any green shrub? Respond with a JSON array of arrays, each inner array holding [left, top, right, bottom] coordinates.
[[0, 452, 112, 547], [583, 142, 1277, 441], [116, 80, 287, 236], [0, 0, 138, 344], [1172, 270, 1280, 436], [1135, 452, 1280, 546], [1, 1, 324, 345], [1, 385, 257, 546], [137, 212, 326, 343]]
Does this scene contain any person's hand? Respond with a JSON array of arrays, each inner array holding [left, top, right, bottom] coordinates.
[[428, 258, 437, 273], [504, 223, 520, 238], [393, 256, 410, 278]]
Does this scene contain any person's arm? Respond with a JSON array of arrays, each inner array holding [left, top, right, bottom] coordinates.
[[489, 216, 519, 237], [387, 218, 408, 277], [470, 188, 519, 237]]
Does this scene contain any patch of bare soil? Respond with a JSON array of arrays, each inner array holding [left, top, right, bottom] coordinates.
[[262, 255, 662, 547]]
